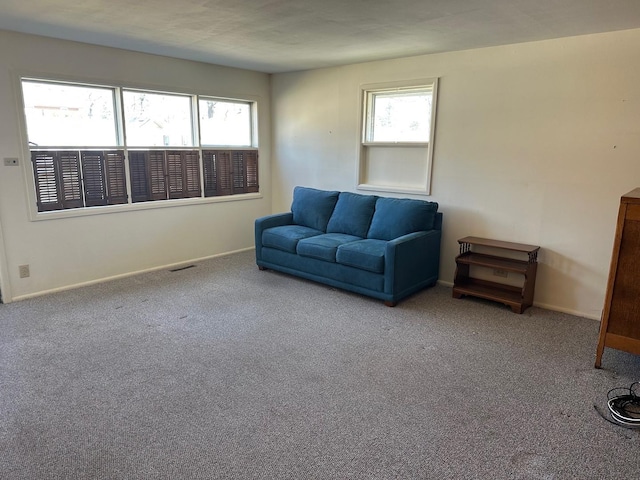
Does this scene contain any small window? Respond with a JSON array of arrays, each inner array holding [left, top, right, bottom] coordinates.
[[365, 88, 433, 143], [358, 78, 439, 195], [199, 99, 252, 146], [123, 90, 194, 147], [22, 80, 118, 147]]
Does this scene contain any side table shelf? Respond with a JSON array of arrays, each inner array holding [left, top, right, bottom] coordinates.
[[452, 236, 540, 314]]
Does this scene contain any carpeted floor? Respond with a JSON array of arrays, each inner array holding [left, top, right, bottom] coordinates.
[[1, 250, 638, 479]]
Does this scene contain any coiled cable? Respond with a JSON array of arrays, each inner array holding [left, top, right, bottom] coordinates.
[[595, 381, 640, 428]]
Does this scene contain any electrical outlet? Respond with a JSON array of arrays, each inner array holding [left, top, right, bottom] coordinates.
[[19, 264, 30, 278], [4, 157, 19, 166], [493, 268, 508, 278]]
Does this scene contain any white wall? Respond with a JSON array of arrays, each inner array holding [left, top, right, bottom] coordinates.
[[271, 28, 640, 319], [0, 30, 271, 301]]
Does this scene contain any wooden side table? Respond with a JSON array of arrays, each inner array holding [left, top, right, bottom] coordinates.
[[452, 236, 540, 314]]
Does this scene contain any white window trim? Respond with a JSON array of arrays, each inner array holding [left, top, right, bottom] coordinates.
[[356, 77, 439, 196]]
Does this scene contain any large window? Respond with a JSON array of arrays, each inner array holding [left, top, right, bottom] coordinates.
[[358, 79, 438, 195], [21, 79, 259, 213], [199, 98, 252, 146], [123, 90, 194, 147], [22, 80, 118, 147]]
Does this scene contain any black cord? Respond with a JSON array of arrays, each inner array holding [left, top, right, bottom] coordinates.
[[596, 381, 640, 428]]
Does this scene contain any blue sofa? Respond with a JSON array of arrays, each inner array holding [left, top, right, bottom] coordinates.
[[254, 187, 442, 306]]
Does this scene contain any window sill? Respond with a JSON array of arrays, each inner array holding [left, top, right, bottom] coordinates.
[[29, 192, 263, 222], [357, 183, 430, 196], [362, 142, 429, 147]]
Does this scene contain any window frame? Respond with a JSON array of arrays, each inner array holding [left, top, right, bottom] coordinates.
[[198, 97, 255, 148], [15, 73, 261, 221], [357, 78, 439, 196]]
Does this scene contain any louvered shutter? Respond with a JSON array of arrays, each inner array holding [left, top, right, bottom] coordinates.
[[104, 151, 128, 205], [232, 151, 246, 194], [184, 150, 201, 198], [245, 151, 259, 193], [31, 151, 62, 212], [166, 151, 184, 199], [202, 149, 256, 197], [81, 151, 107, 207], [149, 151, 167, 201], [129, 151, 151, 203], [58, 151, 83, 209], [203, 150, 218, 197], [216, 151, 233, 196]]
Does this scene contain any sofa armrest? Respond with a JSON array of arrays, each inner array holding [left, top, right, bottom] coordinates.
[[384, 229, 442, 296], [255, 213, 294, 261]]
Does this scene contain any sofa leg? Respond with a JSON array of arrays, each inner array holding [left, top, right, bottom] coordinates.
[[384, 300, 397, 307], [258, 266, 267, 271]]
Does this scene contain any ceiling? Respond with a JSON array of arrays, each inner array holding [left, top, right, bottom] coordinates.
[[2, 0, 640, 73]]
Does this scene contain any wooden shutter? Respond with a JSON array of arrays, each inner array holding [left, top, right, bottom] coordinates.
[[245, 150, 259, 193], [104, 150, 128, 205], [58, 151, 83, 209], [202, 150, 232, 197], [232, 151, 246, 194], [149, 151, 167, 201], [184, 150, 201, 198], [203, 150, 218, 197], [166, 150, 200, 199], [31, 151, 62, 211], [202, 149, 256, 197], [166, 150, 184, 199], [129, 151, 151, 203], [231, 150, 259, 194], [129, 150, 168, 202], [216, 151, 233, 196], [81, 151, 107, 207]]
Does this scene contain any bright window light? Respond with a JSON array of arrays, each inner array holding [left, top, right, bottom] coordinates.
[[199, 99, 252, 146], [365, 86, 434, 143], [123, 90, 194, 147], [22, 80, 117, 147]]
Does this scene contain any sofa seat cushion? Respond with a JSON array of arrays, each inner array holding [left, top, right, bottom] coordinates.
[[262, 225, 323, 253], [368, 197, 439, 241], [326, 192, 377, 238], [291, 186, 340, 232], [297, 233, 363, 262], [336, 239, 387, 274]]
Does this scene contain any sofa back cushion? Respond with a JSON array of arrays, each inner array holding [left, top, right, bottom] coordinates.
[[367, 197, 439, 241], [326, 192, 377, 238], [291, 186, 340, 232]]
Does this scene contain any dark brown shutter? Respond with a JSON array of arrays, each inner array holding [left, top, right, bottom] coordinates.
[[232, 151, 246, 194], [166, 150, 184, 199], [184, 150, 201, 198], [202, 150, 218, 197], [202, 149, 256, 197], [129, 151, 151, 203], [58, 151, 83, 209], [167, 150, 201, 199], [216, 151, 233, 196], [104, 150, 128, 204], [81, 151, 107, 207], [149, 151, 167, 201], [31, 151, 62, 212], [245, 151, 259, 193], [231, 150, 259, 194]]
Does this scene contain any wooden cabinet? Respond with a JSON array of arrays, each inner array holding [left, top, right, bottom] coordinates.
[[595, 188, 640, 368], [452, 236, 540, 314]]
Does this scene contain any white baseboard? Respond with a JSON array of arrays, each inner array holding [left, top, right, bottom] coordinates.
[[9, 247, 255, 303]]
